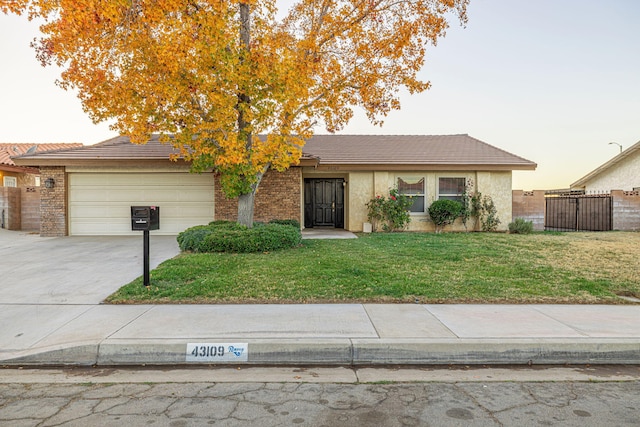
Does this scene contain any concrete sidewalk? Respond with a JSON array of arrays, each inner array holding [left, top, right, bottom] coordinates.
[[1, 230, 639, 366], [2, 303, 638, 366]]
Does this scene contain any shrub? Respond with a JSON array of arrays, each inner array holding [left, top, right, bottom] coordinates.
[[508, 218, 534, 234], [366, 188, 413, 232], [177, 222, 301, 253], [176, 225, 213, 252], [428, 199, 463, 232], [269, 219, 301, 229], [470, 192, 501, 232]]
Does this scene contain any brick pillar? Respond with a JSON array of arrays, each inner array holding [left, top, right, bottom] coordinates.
[[40, 166, 67, 237]]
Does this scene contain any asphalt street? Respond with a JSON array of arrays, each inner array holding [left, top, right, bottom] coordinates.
[[1, 366, 639, 426]]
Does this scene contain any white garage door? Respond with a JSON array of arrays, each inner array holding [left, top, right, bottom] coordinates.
[[69, 172, 214, 235]]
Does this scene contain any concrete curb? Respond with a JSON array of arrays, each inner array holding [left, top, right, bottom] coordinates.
[[3, 338, 639, 367]]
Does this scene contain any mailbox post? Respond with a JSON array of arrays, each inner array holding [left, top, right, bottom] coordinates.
[[131, 206, 160, 287]]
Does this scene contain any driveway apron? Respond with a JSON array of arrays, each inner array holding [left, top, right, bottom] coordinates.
[[0, 231, 180, 304]]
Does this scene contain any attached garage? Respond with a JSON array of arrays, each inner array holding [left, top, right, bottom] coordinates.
[[68, 171, 214, 235]]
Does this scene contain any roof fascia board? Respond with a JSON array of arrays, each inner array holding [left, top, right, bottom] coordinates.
[[16, 158, 310, 170], [312, 164, 536, 171], [12, 158, 186, 167], [0, 165, 40, 174]]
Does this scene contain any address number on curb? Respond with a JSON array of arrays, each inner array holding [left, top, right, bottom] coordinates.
[[186, 343, 248, 362]]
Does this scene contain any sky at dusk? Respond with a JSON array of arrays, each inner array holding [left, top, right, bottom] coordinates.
[[0, 0, 638, 190]]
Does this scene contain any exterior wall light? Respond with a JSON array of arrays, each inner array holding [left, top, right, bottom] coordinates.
[[44, 178, 55, 189]]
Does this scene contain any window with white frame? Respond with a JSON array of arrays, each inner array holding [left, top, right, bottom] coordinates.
[[438, 177, 466, 203], [397, 176, 426, 213], [3, 176, 17, 187]]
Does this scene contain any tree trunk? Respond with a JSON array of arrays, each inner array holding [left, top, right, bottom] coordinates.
[[236, 2, 254, 229], [236, 165, 268, 228], [237, 191, 256, 227]]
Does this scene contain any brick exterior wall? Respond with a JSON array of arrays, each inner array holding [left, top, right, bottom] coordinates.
[[512, 190, 545, 231], [0, 186, 21, 230], [611, 190, 640, 231], [40, 166, 67, 237], [214, 167, 301, 224]]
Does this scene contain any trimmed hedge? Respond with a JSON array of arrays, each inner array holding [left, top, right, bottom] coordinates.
[[268, 219, 301, 229], [177, 220, 302, 253]]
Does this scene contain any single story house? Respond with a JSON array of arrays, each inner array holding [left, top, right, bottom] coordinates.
[[1, 143, 81, 231], [571, 140, 640, 193], [13, 134, 536, 236]]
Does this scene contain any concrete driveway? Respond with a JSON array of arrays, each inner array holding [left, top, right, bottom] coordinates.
[[0, 229, 180, 304]]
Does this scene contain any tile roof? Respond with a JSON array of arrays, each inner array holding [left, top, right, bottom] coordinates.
[[0, 143, 83, 167], [11, 136, 177, 162], [12, 134, 536, 170], [303, 134, 536, 170]]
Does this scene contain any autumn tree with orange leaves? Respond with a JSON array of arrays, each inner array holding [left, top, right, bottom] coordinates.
[[2, 0, 468, 227]]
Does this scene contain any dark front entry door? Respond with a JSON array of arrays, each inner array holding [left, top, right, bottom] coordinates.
[[304, 179, 344, 228]]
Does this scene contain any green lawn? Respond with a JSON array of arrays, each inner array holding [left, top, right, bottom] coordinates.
[[106, 231, 640, 304]]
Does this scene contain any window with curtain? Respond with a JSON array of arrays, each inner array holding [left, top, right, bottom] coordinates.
[[438, 177, 466, 203], [397, 176, 425, 213]]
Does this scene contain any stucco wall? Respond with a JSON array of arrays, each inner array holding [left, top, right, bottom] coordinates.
[[478, 171, 513, 230], [306, 170, 513, 232], [348, 172, 375, 231], [582, 152, 640, 192]]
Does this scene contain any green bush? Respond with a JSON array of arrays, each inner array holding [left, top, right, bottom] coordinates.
[[269, 219, 301, 229], [508, 218, 534, 234], [177, 222, 301, 253], [428, 199, 463, 232]]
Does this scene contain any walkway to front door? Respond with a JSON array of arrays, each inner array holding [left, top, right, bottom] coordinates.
[[304, 178, 345, 228], [301, 228, 357, 239]]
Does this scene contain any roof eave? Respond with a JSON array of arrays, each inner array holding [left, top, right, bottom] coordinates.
[[12, 158, 187, 167], [311, 163, 537, 171], [0, 164, 40, 174]]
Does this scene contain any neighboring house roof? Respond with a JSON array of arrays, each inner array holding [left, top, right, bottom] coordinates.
[[13, 134, 536, 171], [0, 143, 83, 172], [571, 140, 640, 188]]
